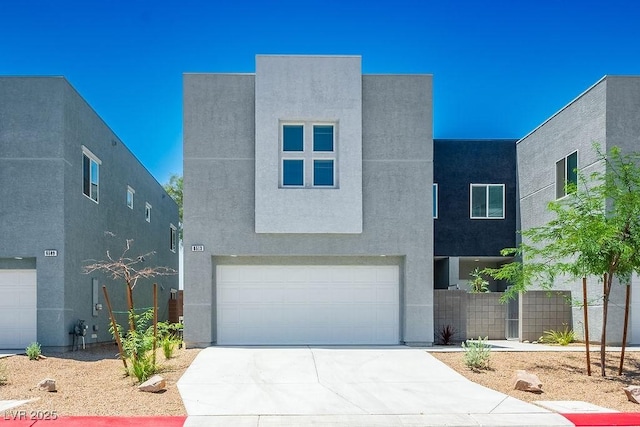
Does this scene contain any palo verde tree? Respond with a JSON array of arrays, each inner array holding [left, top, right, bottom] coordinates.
[[485, 145, 640, 377]]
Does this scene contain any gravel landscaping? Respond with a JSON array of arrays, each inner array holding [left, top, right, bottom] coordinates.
[[2, 344, 640, 415]]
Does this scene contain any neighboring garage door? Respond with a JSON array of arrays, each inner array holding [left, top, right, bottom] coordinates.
[[217, 265, 399, 345], [0, 270, 37, 349]]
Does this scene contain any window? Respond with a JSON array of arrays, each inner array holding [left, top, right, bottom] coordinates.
[[280, 123, 336, 188], [556, 151, 578, 199], [145, 203, 152, 222], [433, 183, 438, 219], [126, 186, 135, 209], [470, 184, 504, 219], [170, 224, 177, 252], [82, 147, 101, 203]]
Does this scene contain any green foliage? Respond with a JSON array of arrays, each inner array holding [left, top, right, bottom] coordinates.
[[161, 337, 179, 359], [163, 174, 183, 239], [483, 144, 640, 376], [25, 342, 41, 360], [540, 325, 575, 346], [109, 309, 158, 382], [461, 336, 491, 370], [469, 268, 489, 293], [0, 361, 7, 385], [437, 324, 457, 345]]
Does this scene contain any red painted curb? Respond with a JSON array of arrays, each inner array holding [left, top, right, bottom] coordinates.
[[563, 413, 640, 426]]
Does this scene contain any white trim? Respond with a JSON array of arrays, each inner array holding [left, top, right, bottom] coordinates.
[[312, 158, 336, 187], [126, 186, 135, 209], [433, 183, 438, 219], [470, 183, 505, 219], [170, 224, 177, 252], [145, 202, 152, 222], [81, 145, 102, 164], [281, 158, 305, 187], [82, 149, 100, 204], [312, 123, 335, 153]]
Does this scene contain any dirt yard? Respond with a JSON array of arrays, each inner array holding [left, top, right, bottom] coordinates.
[[2, 344, 640, 415], [432, 349, 640, 412]]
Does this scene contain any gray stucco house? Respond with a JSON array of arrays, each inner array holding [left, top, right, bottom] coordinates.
[[183, 55, 433, 346], [517, 76, 640, 345], [0, 77, 179, 350]]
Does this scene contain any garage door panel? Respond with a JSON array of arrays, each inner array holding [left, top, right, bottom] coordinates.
[[0, 270, 37, 349], [217, 265, 399, 345]]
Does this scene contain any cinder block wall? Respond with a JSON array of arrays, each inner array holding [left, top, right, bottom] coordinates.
[[466, 293, 505, 340], [520, 291, 572, 342], [433, 290, 466, 343]]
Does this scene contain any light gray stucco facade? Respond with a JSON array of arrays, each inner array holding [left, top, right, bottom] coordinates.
[[517, 76, 640, 344], [0, 77, 179, 350], [183, 55, 434, 346]]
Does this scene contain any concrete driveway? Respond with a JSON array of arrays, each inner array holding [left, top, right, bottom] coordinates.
[[177, 346, 571, 426]]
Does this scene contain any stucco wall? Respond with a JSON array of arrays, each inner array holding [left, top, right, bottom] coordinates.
[[254, 55, 363, 233], [0, 77, 179, 348], [183, 58, 434, 346], [515, 77, 636, 344]]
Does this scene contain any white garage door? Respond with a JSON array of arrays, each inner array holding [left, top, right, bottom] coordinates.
[[0, 270, 37, 349], [217, 265, 399, 345]]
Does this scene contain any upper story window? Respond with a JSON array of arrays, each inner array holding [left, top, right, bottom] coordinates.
[[556, 151, 578, 199], [170, 224, 177, 252], [126, 186, 135, 209], [82, 146, 101, 203], [145, 203, 152, 222], [470, 184, 504, 219], [281, 123, 336, 188], [433, 183, 438, 219]]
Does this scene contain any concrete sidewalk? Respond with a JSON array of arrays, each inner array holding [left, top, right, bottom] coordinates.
[[177, 346, 572, 426]]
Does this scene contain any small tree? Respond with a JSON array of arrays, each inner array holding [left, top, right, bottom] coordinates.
[[84, 234, 176, 377], [485, 145, 640, 377]]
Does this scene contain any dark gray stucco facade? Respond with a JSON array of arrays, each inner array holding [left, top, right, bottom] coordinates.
[[0, 77, 179, 349], [183, 55, 434, 346]]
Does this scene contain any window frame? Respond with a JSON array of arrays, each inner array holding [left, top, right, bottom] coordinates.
[[145, 202, 152, 223], [170, 224, 177, 253], [433, 183, 438, 219], [555, 150, 578, 199], [470, 183, 505, 219], [82, 146, 101, 204], [279, 122, 337, 189], [126, 186, 135, 209]]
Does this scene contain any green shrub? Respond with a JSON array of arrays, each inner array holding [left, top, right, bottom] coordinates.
[[26, 342, 41, 360], [469, 268, 489, 293], [461, 336, 491, 370], [161, 337, 178, 359], [540, 324, 575, 346]]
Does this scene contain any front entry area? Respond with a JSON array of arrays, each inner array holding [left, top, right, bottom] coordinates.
[[216, 265, 400, 345]]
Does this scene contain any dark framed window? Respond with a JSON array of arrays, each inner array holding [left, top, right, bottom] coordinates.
[[556, 151, 578, 199], [470, 184, 504, 219]]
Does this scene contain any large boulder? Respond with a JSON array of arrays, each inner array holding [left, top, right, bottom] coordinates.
[[624, 386, 640, 403], [138, 375, 166, 393], [513, 370, 543, 393]]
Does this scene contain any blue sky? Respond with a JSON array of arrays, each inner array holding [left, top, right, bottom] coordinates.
[[2, 0, 640, 184]]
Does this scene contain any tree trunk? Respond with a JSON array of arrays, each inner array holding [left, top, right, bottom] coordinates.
[[619, 282, 631, 375], [583, 277, 591, 376], [126, 284, 135, 333], [600, 273, 613, 377]]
